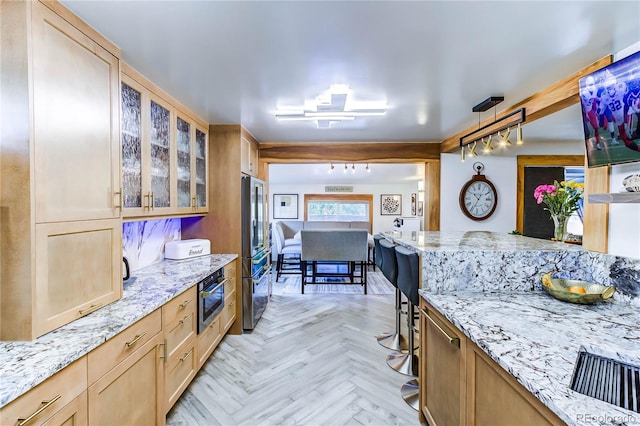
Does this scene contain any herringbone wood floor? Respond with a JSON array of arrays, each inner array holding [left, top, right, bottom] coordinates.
[[166, 271, 419, 426]]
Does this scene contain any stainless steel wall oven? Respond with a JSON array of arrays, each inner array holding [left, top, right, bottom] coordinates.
[[197, 268, 225, 334]]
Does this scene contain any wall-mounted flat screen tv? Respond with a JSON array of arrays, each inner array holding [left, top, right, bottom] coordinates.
[[579, 51, 640, 168]]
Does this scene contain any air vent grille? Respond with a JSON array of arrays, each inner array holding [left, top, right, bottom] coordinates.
[[570, 351, 640, 413]]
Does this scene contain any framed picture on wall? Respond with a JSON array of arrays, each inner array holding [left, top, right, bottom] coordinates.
[[273, 194, 298, 219], [381, 194, 402, 216], [411, 193, 417, 216]]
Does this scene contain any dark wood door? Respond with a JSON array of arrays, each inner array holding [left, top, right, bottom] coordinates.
[[523, 167, 565, 239]]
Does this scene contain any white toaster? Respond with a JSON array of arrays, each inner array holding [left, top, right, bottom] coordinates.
[[165, 239, 211, 260]]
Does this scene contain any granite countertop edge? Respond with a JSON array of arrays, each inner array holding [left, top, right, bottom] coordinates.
[[0, 253, 238, 408]]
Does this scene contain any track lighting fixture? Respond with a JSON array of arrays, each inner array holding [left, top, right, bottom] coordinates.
[[499, 127, 512, 146], [458, 98, 526, 162], [328, 163, 335, 173], [344, 163, 348, 173], [468, 141, 478, 157], [516, 123, 524, 145], [366, 163, 370, 172], [483, 135, 494, 153], [351, 163, 356, 173]]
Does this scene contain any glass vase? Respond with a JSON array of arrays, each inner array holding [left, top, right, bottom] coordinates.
[[551, 214, 570, 242]]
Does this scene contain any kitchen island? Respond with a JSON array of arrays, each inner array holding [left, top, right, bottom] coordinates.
[[0, 253, 237, 409], [384, 231, 640, 426]]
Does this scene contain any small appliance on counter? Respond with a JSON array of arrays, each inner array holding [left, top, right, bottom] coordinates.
[[165, 239, 211, 260]]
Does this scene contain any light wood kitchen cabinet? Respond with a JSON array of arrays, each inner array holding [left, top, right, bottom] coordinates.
[[466, 342, 563, 426], [162, 287, 197, 412], [121, 64, 208, 219], [88, 328, 165, 426], [241, 135, 260, 176], [87, 309, 162, 386], [175, 109, 209, 215], [420, 301, 466, 426], [0, 358, 87, 426], [0, 0, 122, 340], [34, 220, 122, 339], [221, 260, 238, 333], [196, 315, 222, 369], [419, 299, 564, 426]]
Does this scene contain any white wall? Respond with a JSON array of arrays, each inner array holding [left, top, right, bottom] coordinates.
[[269, 182, 420, 234], [440, 141, 585, 234]]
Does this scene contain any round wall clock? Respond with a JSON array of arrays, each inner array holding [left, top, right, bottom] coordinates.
[[459, 162, 498, 221]]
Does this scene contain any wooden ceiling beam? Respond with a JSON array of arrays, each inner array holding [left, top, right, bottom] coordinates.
[[259, 142, 440, 163], [439, 55, 613, 154]]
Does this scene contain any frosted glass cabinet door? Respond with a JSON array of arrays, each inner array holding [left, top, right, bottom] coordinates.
[[195, 128, 207, 210], [121, 83, 143, 210], [150, 100, 171, 209], [176, 117, 191, 208]]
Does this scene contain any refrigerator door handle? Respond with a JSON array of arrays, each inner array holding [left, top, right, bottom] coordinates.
[[252, 265, 272, 284], [252, 249, 271, 264]]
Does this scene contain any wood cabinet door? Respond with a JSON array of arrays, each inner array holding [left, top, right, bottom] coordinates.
[[423, 306, 466, 426], [467, 344, 563, 426], [34, 219, 122, 338], [121, 75, 150, 218], [88, 333, 165, 426], [31, 2, 120, 223]]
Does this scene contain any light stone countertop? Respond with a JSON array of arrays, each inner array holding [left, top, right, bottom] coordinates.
[[420, 290, 640, 426], [0, 253, 237, 408]]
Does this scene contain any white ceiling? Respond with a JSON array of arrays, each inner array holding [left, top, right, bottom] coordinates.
[[60, 0, 640, 145]]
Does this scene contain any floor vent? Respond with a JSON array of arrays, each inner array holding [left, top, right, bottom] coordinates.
[[570, 351, 640, 413]]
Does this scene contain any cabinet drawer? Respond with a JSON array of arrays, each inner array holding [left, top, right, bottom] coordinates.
[[197, 315, 222, 369], [221, 290, 236, 333], [165, 339, 197, 412], [164, 309, 196, 360], [41, 390, 87, 426], [224, 275, 236, 300], [0, 357, 86, 426], [223, 260, 236, 277], [88, 309, 161, 385], [162, 287, 196, 329]]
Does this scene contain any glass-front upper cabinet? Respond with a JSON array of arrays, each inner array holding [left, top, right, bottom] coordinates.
[[195, 128, 208, 211], [174, 112, 208, 215], [121, 70, 173, 217], [121, 82, 142, 210], [176, 116, 191, 209], [121, 64, 207, 218], [149, 98, 172, 211]]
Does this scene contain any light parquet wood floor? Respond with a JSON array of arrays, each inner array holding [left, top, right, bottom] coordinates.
[[166, 271, 419, 426]]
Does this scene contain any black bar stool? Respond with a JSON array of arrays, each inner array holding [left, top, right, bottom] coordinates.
[[375, 238, 408, 351], [388, 245, 420, 410]]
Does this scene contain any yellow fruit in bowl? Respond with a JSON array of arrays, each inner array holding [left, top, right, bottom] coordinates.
[[568, 286, 587, 294]]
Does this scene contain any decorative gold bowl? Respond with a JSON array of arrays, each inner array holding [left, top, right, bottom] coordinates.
[[541, 273, 616, 304]]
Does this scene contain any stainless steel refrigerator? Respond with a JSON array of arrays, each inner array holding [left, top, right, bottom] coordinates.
[[241, 175, 271, 330]]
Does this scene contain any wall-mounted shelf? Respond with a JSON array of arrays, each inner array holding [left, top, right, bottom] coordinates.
[[588, 193, 640, 204]]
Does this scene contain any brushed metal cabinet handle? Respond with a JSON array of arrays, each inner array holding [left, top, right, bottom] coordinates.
[[422, 308, 460, 348], [17, 394, 62, 426]]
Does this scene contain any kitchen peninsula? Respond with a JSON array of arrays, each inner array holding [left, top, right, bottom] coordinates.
[[383, 231, 640, 426]]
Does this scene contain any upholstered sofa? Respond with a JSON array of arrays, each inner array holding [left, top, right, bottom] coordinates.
[[271, 221, 374, 285], [276, 220, 371, 239], [299, 229, 369, 294]]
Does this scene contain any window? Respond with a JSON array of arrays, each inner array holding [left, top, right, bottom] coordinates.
[[304, 194, 373, 225]]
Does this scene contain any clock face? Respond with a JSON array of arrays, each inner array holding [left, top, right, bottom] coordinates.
[[459, 177, 498, 220]]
